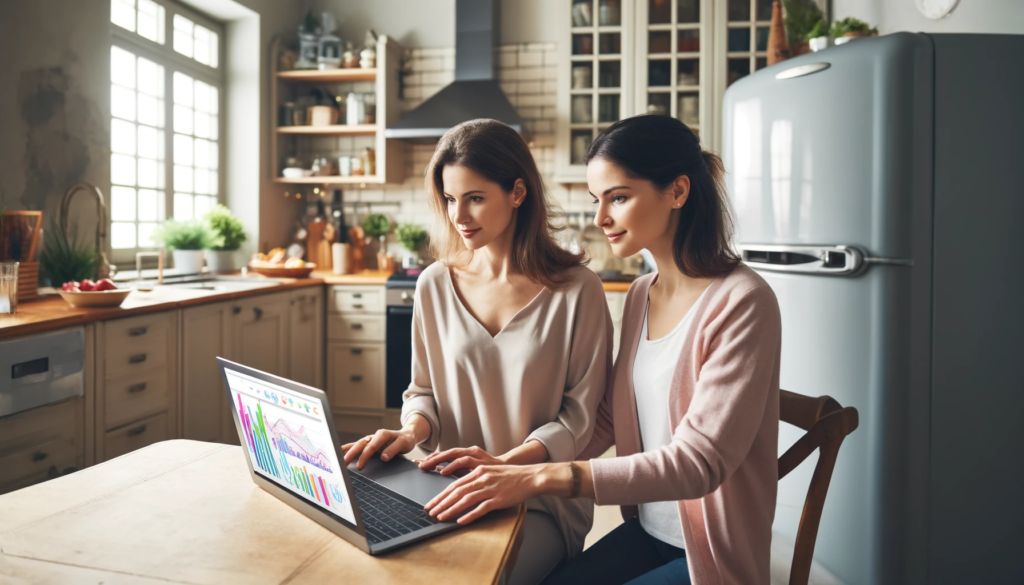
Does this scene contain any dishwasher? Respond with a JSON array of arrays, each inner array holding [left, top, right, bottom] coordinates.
[[0, 327, 86, 418]]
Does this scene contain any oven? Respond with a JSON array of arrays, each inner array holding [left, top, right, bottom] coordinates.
[[385, 274, 417, 409]]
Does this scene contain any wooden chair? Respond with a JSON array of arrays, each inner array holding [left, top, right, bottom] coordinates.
[[778, 390, 860, 585]]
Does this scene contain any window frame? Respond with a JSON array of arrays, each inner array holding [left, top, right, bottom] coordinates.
[[110, 0, 225, 265]]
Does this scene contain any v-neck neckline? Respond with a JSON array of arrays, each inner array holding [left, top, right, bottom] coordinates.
[[446, 267, 550, 340]]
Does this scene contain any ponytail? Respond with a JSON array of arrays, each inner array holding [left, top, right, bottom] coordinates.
[[586, 115, 739, 278]]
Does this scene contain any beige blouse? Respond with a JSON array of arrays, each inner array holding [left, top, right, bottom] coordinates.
[[401, 261, 612, 556]]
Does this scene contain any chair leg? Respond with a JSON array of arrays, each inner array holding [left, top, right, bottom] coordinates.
[[789, 439, 843, 585]]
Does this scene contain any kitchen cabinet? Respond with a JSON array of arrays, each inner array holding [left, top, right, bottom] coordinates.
[[326, 285, 391, 436], [233, 293, 290, 379], [287, 288, 324, 389], [94, 311, 179, 462], [181, 299, 235, 444], [0, 396, 85, 494], [557, 0, 775, 181]]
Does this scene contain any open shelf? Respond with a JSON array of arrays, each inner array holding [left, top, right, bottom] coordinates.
[[273, 176, 384, 185], [276, 124, 377, 136], [276, 68, 377, 82]]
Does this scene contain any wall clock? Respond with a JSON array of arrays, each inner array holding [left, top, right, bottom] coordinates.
[[916, 0, 961, 19]]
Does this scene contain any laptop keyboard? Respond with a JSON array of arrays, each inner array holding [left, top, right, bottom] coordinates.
[[349, 472, 441, 545]]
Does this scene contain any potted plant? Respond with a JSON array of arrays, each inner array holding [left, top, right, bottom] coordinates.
[[362, 213, 391, 271], [204, 205, 247, 274], [781, 0, 825, 56], [805, 19, 830, 52], [38, 219, 97, 287], [830, 17, 878, 45], [152, 220, 216, 275], [395, 224, 428, 270]]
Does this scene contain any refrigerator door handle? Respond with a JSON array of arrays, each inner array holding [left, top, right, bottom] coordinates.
[[738, 244, 909, 276]]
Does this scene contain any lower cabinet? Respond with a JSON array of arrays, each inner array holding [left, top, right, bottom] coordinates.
[[181, 300, 235, 444], [0, 397, 85, 494]]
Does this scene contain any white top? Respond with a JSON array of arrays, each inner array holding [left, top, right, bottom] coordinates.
[[632, 286, 708, 549], [400, 262, 613, 556]]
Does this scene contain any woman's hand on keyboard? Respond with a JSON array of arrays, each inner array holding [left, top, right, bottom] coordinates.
[[342, 428, 416, 470], [416, 446, 503, 476]]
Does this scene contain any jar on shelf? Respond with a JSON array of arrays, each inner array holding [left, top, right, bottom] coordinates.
[[360, 46, 376, 69], [279, 102, 296, 126], [363, 93, 376, 124], [342, 42, 359, 68], [346, 92, 366, 126], [351, 155, 364, 176], [361, 147, 376, 176]]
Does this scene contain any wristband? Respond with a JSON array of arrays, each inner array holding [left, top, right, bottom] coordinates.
[[568, 462, 581, 499]]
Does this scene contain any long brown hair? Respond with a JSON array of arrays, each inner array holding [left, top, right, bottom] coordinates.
[[585, 114, 739, 278], [425, 119, 585, 288]]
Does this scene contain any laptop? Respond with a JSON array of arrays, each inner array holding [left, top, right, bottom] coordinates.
[[217, 357, 463, 554]]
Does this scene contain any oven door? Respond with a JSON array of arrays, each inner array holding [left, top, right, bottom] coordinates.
[[385, 304, 413, 409]]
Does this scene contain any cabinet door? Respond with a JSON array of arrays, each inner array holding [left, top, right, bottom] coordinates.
[[327, 343, 385, 411], [234, 293, 289, 379], [181, 300, 234, 443], [288, 288, 324, 389]]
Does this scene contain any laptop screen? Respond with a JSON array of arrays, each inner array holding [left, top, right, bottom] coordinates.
[[225, 368, 357, 525]]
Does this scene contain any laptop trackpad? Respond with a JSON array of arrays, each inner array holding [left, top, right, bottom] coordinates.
[[350, 457, 457, 506]]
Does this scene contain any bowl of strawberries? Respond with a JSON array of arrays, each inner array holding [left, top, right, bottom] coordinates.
[[59, 278, 131, 308]]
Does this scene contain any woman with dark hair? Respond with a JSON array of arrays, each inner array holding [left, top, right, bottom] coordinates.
[[341, 119, 612, 584], [419, 114, 782, 585]]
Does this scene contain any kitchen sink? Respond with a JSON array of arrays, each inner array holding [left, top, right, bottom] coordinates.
[[156, 277, 282, 292]]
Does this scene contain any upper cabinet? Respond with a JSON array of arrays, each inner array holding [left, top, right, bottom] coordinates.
[[556, 0, 777, 182]]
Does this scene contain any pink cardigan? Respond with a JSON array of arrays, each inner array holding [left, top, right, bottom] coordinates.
[[580, 264, 781, 585]]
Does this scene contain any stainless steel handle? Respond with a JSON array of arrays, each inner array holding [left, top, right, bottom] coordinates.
[[129, 353, 148, 364], [739, 245, 867, 276], [351, 323, 363, 330], [352, 293, 363, 299], [350, 348, 363, 355], [350, 375, 363, 382], [127, 424, 147, 437], [128, 382, 147, 393], [128, 326, 148, 336]]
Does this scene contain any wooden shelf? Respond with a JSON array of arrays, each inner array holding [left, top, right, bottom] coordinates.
[[273, 176, 383, 185], [276, 68, 377, 82], [276, 124, 377, 136]]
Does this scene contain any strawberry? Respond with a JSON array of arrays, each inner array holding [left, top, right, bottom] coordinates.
[[94, 279, 118, 292], [78, 279, 95, 291]]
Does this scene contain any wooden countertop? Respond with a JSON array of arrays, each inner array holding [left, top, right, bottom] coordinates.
[[0, 440, 525, 584], [0, 269, 631, 340]]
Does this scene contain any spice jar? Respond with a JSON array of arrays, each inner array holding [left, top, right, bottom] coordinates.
[[361, 147, 376, 177], [351, 155, 364, 176]]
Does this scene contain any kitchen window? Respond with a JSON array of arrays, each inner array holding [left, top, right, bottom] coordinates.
[[109, 0, 223, 261]]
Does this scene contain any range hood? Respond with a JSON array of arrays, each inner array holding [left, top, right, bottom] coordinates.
[[385, 0, 523, 140]]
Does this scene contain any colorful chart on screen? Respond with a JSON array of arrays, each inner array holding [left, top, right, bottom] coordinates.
[[226, 370, 356, 525]]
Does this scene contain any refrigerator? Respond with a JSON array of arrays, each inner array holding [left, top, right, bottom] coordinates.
[[722, 33, 1024, 584]]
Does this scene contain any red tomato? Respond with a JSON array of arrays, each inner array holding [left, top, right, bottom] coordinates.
[[78, 279, 95, 291], [94, 279, 118, 292]]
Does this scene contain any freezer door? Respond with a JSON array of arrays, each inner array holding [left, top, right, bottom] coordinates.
[[722, 33, 934, 259]]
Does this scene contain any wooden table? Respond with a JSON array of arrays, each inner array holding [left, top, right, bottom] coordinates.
[[0, 440, 525, 584]]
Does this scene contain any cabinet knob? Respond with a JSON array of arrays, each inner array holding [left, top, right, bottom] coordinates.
[[233, 306, 241, 315], [351, 323, 363, 330], [129, 353, 148, 364], [254, 307, 264, 320], [32, 451, 48, 463], [350, 348, 363, 355], [353, 304, 364, 310], [128, 326, 148, 337], [128, 382, 148, 393], [350, 375, 363, 382], [127, 424, 148, 437], [352, 293, 363, 299]]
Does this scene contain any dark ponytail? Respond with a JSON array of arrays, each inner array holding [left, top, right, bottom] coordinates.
[[585, 115, 739, 278]]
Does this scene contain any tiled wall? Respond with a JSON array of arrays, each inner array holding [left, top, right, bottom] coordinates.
[[300, 43, 595, 255]]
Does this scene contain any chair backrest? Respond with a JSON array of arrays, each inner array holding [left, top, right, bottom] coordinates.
[[778, 390, 859, 585]]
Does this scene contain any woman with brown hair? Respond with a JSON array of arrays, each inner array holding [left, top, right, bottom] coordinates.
[[342, 119, 612, 584], [419, 115, 782, 584]]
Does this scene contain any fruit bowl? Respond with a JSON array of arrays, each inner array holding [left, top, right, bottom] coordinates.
[[59, 288, 132, 308], [248, 263, 316, 278]]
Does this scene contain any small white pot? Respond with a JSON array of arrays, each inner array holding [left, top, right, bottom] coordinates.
[[172, 249, 204, 275], [206, 250, 236, 274], [809, 36, 831, 52]]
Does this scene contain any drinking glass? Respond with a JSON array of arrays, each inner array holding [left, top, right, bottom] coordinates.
[[0, 262, 18, 314]]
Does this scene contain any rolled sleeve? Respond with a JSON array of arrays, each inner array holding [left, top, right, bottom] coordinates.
[[526, 422, 577, 463]]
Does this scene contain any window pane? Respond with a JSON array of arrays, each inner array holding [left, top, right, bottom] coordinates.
[[209, 31, 219, 68], [174, 134, 194, 166], [678, 29, 700, 52], [138, 189, 159, 221], [571, 95, 593, 124], [728, 0, 751, 21], [195, 167, 210, 194], [598, 61, 621, 87], [193, 195, 213, 217], [174, 105, 193, 134], [111, 0, 135, 32], [677, 0, 700, 23], [111, 222, 137, 249], [111, 46, 136, 88], [137, 57, 163, 97], [597, 0, 621, 25], [208, 86, 218, 114], [571, 0, 593, 27], [649, 31, 671, 54], [728, 28, 751, 52], [756, 26, 770, 51], [194, 112, 210, 139], [112, 153, 136, 185], [647, 92, 671, 116], [208, 170, 218, 195], [649, 0, 671, 24], [572, 33, 594, 55], [174, 192, 194, 221], [138, 222, 158, 247], [648, 59, 671, 86], [194, 138, 210, 169], [598, 33, 621, 55], [136, 0, 165, 43], [208, 143, 218, 169], [174, 15, 194, 58], [174, 165, 193, 192], [677, 92, 699, 126], [677, 58, 699, 86], [193, 80, 209, 113], [138, 157, 160, 188], [570, 129, 593, 165], [571, 63, 593, 89], [111, 118, 136, 155], [194, 26, 213, 66], [173, 72, 194, 107], [756, 0, 773, 21], [728, 58, 751, 86], [137, 126, 162, 159], [598, 94, 620, 123], [112, 86, 136, 121], [137, 93, 161, 127], [111, 186, 136, 221]]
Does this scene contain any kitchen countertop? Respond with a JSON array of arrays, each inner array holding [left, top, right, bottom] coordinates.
[[0, 269, 632, 340]]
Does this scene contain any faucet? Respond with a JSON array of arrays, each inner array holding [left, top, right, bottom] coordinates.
[[60, 182, 113, 279]]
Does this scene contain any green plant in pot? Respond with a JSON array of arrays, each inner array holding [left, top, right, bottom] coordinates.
[[781, 0, 825, 54], [39, 219, 98, 287], [362, 213, 391, 270], [204, 205, 247, 274], [152, 220, 216, 276], [396, 224, 428, 270], [830, 17, 877, 45]]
